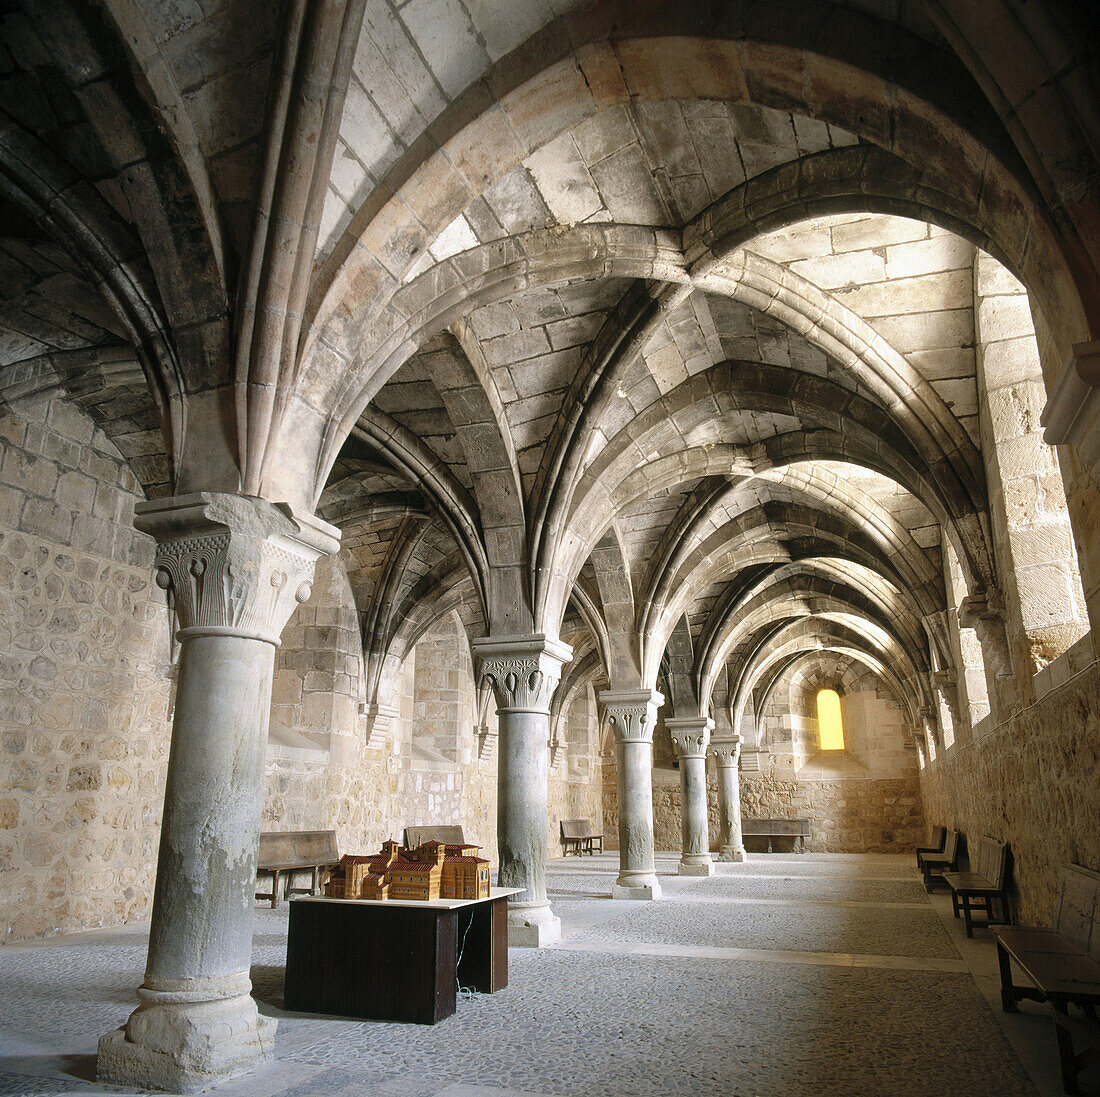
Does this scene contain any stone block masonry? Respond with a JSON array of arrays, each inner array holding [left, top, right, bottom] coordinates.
[[0, 398, 174, 942]]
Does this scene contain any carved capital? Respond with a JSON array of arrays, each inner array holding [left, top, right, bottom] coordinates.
[[929, 669, 961, 726], [598, 689, 664, 744], [709, 734, 742, 767], [473, 634, 572, 714], [666, 716, 713, 759], [134, 493, 339, 645]]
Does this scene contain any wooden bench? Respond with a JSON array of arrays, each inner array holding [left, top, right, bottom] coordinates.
[[915, 825, 946, 870], [742, 817, 811, 853], [918, 828, 959, 892], [403, 825, 467, 849], [560, 818, 603, 855], [255, 829, 339, 909], [943, 835, 1009, 937], [991, 863, 1100, 1094]]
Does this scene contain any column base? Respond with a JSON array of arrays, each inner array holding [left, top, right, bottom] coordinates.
[[97, 986, 275, 1093], [717, 847, 747, 863], [678, 857, 714, 876], [507, 903, 561, 948], [612, 874, 662, 900]]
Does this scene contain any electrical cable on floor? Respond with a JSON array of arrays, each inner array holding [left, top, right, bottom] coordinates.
[[455, 908, 480, 999]]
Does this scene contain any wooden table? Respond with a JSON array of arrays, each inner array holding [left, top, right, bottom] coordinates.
[[283, 887, 522, 1024]]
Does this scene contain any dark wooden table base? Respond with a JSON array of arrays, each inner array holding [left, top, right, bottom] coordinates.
[[284, 892, 511, 1024]]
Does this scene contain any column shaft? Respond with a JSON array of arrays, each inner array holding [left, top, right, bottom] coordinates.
[[601, 690, 662, 900], [98, 493, 337, 1093], [667, 717, 714, 876], [474, 634, 571, 947], [712, 737, 746, 862]]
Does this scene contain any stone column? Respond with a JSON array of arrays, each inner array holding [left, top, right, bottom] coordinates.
[[711, 736, 746, 862], [666, 716, 714, 876], [98, 493, 338, 1093], [600, 689, 663, 900], [473, 634, 571, 947]]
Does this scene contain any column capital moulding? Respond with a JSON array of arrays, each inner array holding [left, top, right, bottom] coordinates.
[[598, 688, 664, 743], [666, 715, 714, 759], [709, 734, 743, 764], [134, 492, 340, 646], [472, 634, 572, 714]]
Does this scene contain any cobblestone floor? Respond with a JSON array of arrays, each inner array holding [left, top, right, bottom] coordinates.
[[0, 853, 1060, 1097]]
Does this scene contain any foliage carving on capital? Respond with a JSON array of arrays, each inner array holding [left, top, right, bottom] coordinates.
[[667, 717, 712, 759], [709, 735, 742, 765], [604, 703, 657, 744], [474, 637, 571, 714], [135, 493, 339, 644], [481, 657, 558, 711]]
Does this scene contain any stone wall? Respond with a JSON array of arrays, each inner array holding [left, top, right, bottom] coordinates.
[[615, 765, 923, 855], [0, 397, 173, 942], [918, 641, 1100, 925], [262, 610, 603, 874]]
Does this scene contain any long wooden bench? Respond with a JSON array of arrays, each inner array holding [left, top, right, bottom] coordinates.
[[918, 828, 959, 892], [560, 818, 603, 855], [742, 817, 811, 853], [403, 825, 467, 849], [943, 834, 1009, 937], [991, 863, 1100, 1094], [915, 825, 946, 870], [255, 829, 339, 909]]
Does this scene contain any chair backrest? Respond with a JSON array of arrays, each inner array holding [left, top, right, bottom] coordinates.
[[257, 830, 338, 869], [975, 836, 1008, 890], [1053, 862, 1100, 960], [403, 825, 466, 849], [941, 830, 959, 862], [927, 825, 946, 851], [742, 818, 812, 837], [560, 819, 588, 840]]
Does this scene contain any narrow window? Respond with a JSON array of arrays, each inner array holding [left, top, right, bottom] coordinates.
[[817, 689, 844, 750]]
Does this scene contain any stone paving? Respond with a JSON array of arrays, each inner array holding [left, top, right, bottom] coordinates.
[[0, 854, 1049, 1097]]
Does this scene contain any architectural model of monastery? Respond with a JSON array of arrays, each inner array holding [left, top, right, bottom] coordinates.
[[325, 840, 491, 902]]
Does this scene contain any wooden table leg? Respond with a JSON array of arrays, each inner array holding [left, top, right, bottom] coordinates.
[[270, 869, 281, 909], [1052, 1002, 1081, 1095], [996, 941, 1018, 1013]]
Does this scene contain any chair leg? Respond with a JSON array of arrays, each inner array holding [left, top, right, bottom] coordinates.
[[962, 895, 974, 938], [270, 869, 281, 910]]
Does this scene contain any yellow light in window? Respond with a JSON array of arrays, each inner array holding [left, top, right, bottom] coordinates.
[[817, 689, 845, 750]]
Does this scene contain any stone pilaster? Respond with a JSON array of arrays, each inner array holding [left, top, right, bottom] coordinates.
[[473, 634, 571, 947], [710, 736, 746, 862], [600, 689, 663, 900], [98, 493, 338, 1094], [667, 716, 714, 876]]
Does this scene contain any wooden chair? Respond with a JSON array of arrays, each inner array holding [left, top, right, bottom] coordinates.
[[918, 828, 959, 892], [560, 819, 602, 855], [255, 830, 339, 908], [915, 825, 946, 870], [403, 825, 466, 849], [942, 835, 1009, 936]]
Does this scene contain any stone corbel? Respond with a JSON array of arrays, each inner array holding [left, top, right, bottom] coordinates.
[[959, 591, 1014, 678], [476, 723, 497, 761], [929, 668, 961, 728], [919, 706, 939, 745], [361, 702, 398, 748], [1041, 340, 1100, 462], [547, 738, 565, 771]]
